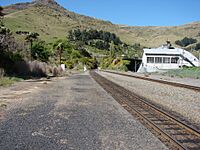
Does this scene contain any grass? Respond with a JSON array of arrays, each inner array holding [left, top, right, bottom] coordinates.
[[0, 77, 23, 86], [163, 67, 200, 79]]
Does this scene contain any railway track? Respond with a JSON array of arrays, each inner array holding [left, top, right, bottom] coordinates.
[[90, 71, 200, 150], [102, 70, 200, 92]]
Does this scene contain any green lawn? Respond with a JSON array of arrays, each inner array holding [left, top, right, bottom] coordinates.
[[163, 67, 200, 79]]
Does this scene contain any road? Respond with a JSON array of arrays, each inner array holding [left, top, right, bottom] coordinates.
[[0, 72, 167, 150]]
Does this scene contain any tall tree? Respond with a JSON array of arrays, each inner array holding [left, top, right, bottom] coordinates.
[[25, 32, 39, 60], [55, 42, 64, 65]]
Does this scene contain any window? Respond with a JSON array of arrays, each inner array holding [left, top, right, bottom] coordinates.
[[155, 57, 162, 63], [147, 57, 154, 63], [171, 57, 179, 63], [163, 57, 170, 63]]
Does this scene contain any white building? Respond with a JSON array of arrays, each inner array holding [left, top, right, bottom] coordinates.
[[137, 42, 199, 73]]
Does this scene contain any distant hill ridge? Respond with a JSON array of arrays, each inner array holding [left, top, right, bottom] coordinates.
[[3, 0, 200, 47], [4, 0, 71, 18], [4, 0, 60, 10]]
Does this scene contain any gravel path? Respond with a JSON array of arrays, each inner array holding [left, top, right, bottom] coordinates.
[[99, 71, 200, 128], [0, 72, 167, 150]]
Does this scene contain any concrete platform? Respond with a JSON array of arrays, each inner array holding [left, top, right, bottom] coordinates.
[[0, 72, 168, 150]]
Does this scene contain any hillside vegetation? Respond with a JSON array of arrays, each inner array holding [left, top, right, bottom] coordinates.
[[3, 0, 200, 47], [1, 2, 133, 78]]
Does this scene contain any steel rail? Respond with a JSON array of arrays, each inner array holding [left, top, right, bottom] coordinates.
[[90, 71, 200, 150]]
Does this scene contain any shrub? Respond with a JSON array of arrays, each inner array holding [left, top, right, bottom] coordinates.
[[64, 60, 74, 69], [108, 58, 130, 71], [52, 67, 62, 77], [175, 37, 197, 47], [13, 60, 63, 77], [100, 57, 114, 69], [30, 61, 48, 77]]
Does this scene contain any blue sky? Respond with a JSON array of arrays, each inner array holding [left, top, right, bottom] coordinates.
[[1, 0, 200, 26]]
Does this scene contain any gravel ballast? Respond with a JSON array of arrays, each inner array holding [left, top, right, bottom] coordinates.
[[0, 72, 167, 150], [99, 71, 200, 128]]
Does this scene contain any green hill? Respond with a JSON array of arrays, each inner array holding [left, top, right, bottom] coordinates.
[[3, 0, 200, 47]]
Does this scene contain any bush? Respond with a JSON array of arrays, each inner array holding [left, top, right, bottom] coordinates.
[[13, 61, 46, 77], [99, 57, 130, 71], [13, 60, 63, 77], [0, 50, 23, 75], [108, 58, 130, 71], [175, 37, 197, 47], [52, 67, 63, 77], [100, 57, 114, 69], [65, 60, 74, 69], [30, 61, 48, 77]]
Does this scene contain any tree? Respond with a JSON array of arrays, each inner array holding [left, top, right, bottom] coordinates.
[[31, 41, 51, 62], [0, 7, 24, 73], [25, 32, 39, 46], [25, 32, 39, 60], [53, 39, 75, 63], [68, 29, 122, 46], [55, 42, 64, 65]]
